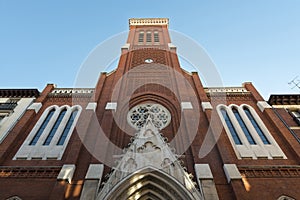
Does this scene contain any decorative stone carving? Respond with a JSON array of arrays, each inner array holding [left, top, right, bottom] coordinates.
[[205, 87, 249, 94], [129, 18, 169, 27], [97, 104, 203, 200], [127, 103, 171, 130]]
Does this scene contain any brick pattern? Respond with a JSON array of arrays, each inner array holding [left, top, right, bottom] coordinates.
[[239, 166, 300, 178], [0, 166, 61, 179], [130, 48, 167, 68]]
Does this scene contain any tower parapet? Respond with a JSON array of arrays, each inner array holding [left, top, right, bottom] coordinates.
[[129, 18, 169, 27]]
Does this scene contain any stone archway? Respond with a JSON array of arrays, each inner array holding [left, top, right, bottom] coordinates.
[[97, 166, 200, 200]]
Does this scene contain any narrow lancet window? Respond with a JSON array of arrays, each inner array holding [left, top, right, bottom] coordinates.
[[154, 32, 159, 42], [43, 109, 67, 145], [138, 31, 144, 43], [244, 108, 270, 144], [221, 109, 242, 145], [232, 108, 256, 144], [146, 32, 152, 43], [57, 110, 78, 145], [30, 109, 55, 145]]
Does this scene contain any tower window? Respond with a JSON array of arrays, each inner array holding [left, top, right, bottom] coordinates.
[[154, 32, 159, 43], [138, 32, 144, 43], [146, 32, 152, 43], [244, 107, 270, 144], [221, 109, 242, 145]]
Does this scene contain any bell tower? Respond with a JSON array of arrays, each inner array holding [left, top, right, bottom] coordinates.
[[127, 18, 171, 49], [93, 18, 205, 199]]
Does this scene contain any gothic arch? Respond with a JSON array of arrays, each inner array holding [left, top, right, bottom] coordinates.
[[97, 166, 197, 200], [6, 196, 22, 200], [277, 195, 295, 200]]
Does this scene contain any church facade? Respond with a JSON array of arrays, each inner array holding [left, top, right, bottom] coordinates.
[[0, 18, 299, 200]]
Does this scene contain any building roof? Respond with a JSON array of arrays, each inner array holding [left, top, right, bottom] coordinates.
[[0, 89, 39, 98], [268, 94, 300, 105]]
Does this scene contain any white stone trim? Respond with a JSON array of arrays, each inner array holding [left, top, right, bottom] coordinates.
[[85, 164, 104, 180], [181, 102, 193, 110], [205, 87, 249, 94], [51, 88, 94, 94], [277, 195, 296, 200], [241, 104, 286, 159], [86, 102, 97, 112], [290, 126, 300, 130], [105, 102, 117, 110], [272, 105, 300, 109], [217, 104, 287, 159], [129, 18, 169, 27], [0, 98, 9, 103], [0, 98, 35, 143], [201, 102, 213, 112], [257, 101, 272, 112], [217, 104, 244, 159], [223, 164, 242, 183], [195, 164, 219, 200], [6, 196, 22, 200], [27, 102, 42, 113], [14, 105, 82, 160], [57, 164, 76, 183], [195, 164, 213, 179], [121, 43, 130, 50], [168, 43, 177, 50]]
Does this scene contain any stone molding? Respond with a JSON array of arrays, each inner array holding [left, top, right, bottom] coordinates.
[[129, 18, 169, 27]]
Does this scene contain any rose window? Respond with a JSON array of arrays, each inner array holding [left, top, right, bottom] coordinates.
[[127, 103, 171, 130]]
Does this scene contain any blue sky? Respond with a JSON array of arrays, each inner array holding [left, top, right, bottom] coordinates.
[[0, 0, 299, 99]]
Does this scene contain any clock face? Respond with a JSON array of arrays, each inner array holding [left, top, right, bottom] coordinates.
[[144, 58, 153, 63]]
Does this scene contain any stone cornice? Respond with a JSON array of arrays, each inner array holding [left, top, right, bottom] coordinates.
[[268, 94, 300, 105], [129, 18, 169, 27], [47, 88, 94, 98]]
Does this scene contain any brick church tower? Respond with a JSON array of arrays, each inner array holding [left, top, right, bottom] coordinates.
[[0, 18, 299, 200]]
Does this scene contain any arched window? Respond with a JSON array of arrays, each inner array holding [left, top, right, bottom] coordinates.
[[146, 31, 152, 43], [243, 107, 270, 144], [217, 104, 286, 159], [6, 196, 22, 200], [14, 105, 82, 160], [277, 195, 295, 200], [30, 109, 55, 145], [43, 108, 67, 145], [57, 109, 78, 145], [220, 108, 242, 144], [154, 31, 159, 42], [232, 108, 256, 144], [138, 31, 144, 43]]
